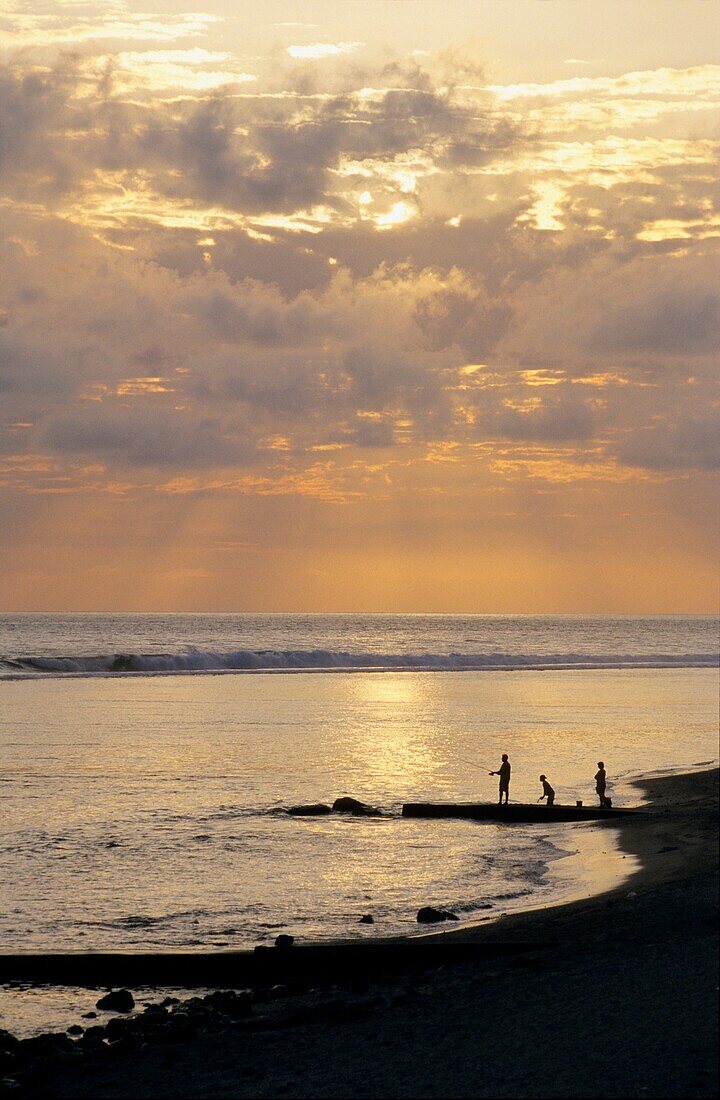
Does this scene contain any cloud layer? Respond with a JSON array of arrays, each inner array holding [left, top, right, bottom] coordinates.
[[0, 1, 718, 610]]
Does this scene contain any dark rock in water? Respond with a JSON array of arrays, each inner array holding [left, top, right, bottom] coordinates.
[[80, 1026, 106, 1042], [230, 993, 253, 1017], [0, 1030, 19, 1054], [275, 934, 294, 948], [105, 1017, 134, 1039], [288, 803, 332, 816], [0, 1048, 18, 1075], [332, 797, 381, 816], [269, 984, 290, 1000], [78, 1036, 107, 1057], [66, 1025, 83, 1036], [107, 1034, 140, 1055], [167, 1013, 196, 1036], [81, 1012, 97, 1020], [359, 914, 374, 924], [19, 1033, 74, 1061], [416, 906, 460, 924], [154, 1023, 191, 1046], [204, 990, 252, 1018], [138, 1008, 169, 1033], [96, 989, 135, 1012]]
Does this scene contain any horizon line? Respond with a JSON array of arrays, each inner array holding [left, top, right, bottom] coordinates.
[[0, 610, 716, 618]]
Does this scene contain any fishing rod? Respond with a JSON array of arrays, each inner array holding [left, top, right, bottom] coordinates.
[[456, 756, 499, 773], [456, 756, 583, 794]]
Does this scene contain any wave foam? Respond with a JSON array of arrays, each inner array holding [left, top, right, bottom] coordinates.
[[0, 647, 717, 680]]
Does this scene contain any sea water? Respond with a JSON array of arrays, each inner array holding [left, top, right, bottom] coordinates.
[[1, 612, 715, 677], [1, 613, 716, 958], [1, 614, 717, 1036]]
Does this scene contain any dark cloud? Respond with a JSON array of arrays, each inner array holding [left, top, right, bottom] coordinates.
[[0, 48, 718, 494], [476, 391, 598, 443], [219, 365, 324, 417], [342, 344, 421, 408], [0, 327, 79, 424], [588, 290, 720, 356], [142, 227, 334, 294], [495, 243, 720, 377], [0, 58, 79, 195], [291, 209, 559, 292], [350, 416, 397, 448], [615, 414, 720, 471], [193, 288, 324, 345], [40, 408, 256, 469], [415, 284, 512, 357], [145, 97, 342, 215], [0, 54, 520, 215], [339, 344, 456, 438]]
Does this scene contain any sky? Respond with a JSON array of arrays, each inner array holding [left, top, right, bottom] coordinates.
[[0, 0, 718, 613]]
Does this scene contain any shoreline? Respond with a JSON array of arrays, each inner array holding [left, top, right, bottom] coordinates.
[[4, 766, 717, 1097], [0, 766, 711, 978], [0, 773, 668, 983], [409, 761, 717, 947], [408, 765, 718, 947]]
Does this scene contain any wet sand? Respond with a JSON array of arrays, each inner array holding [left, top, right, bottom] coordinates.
[[18, 768, 720, 1097]]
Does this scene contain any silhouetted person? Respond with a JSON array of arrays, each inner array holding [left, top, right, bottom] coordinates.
[[595, 761, 607, 807], [538, 774, 555, 806], [490, 754, 511, 804]]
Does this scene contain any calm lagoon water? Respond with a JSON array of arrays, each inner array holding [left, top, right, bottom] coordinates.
[[0, 614, 716, 955]]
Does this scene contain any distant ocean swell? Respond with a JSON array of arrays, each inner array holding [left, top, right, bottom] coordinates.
[[0, 648, 717, 680]]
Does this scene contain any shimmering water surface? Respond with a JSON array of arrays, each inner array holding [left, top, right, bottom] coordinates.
[[0, 615, 717, 955]]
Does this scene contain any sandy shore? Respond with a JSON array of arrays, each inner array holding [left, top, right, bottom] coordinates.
[[11, 768, 719, 1098]]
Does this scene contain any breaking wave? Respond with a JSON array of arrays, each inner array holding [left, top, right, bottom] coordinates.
[[0, 647, 716, 680]]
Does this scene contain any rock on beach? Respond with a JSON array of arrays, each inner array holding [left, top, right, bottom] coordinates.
[[416, 906, 460, 923]]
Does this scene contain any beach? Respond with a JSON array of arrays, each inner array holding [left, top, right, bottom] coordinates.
[[6, 766, 717, 1099]]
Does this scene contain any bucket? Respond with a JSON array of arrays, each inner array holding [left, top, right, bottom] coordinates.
[[576, 800, 583, 807]]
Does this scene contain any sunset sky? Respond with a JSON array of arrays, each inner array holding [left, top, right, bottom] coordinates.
[[0, 0, 718, 612]]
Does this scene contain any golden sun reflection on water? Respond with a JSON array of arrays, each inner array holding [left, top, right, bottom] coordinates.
[[349, 672, 426, 707], [344, 673, 448, 795]]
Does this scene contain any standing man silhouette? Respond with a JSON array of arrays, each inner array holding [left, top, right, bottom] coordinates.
[[595, 761, 607, 807], [490, 754, 511, 805]]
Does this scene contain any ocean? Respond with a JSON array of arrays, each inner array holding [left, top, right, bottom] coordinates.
[[1, 614, 717, 959]]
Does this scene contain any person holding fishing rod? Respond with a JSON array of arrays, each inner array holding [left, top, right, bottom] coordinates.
[[489, 754, 511, 805]]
